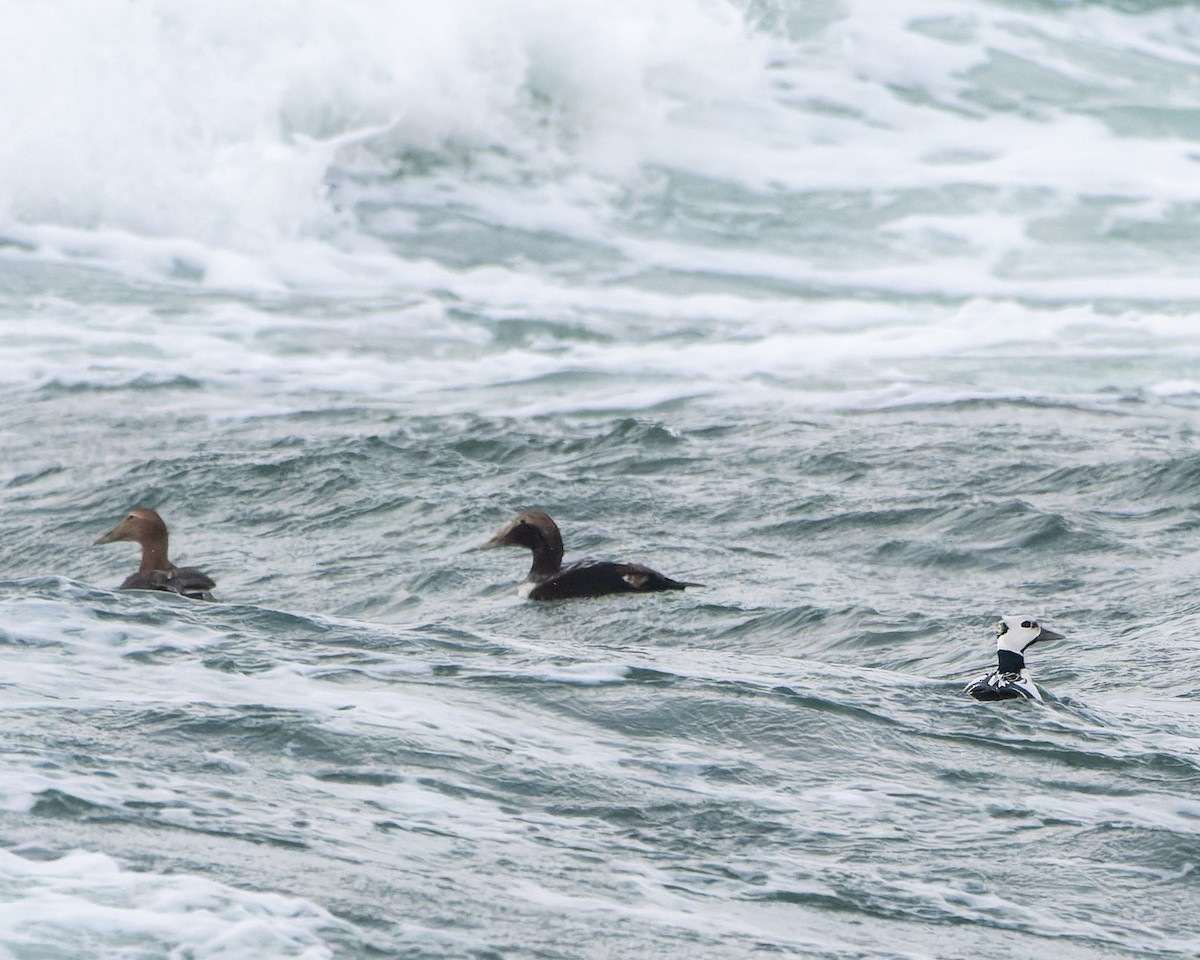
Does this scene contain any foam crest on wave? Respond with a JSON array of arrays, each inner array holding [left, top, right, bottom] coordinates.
[[0, 848, 339, 959], [0, 0, 769, 262], [6, 0, 1200, 303]]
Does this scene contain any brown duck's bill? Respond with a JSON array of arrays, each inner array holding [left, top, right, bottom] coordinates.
[[94, 518, 137, 547], [94, 523, 128, 545]]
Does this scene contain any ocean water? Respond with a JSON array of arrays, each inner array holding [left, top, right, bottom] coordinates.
[[3, 0, 1200, 956]]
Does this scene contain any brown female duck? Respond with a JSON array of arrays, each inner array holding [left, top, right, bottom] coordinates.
[[94, 507, 216, 600]]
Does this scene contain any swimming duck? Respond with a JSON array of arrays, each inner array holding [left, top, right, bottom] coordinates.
[[482, 510, 700, 600], [94, 507, 216, 600], [963, 615, 1063, 702]]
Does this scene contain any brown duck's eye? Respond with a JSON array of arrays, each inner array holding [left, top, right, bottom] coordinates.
[[1021, 620, 1035, 629]]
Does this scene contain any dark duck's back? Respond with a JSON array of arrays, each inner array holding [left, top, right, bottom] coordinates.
[[482, 510, 699, 601], [95, 507, 216, 601]]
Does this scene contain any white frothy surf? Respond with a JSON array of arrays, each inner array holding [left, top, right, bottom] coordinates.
[[2, 0, 1199, 301], [0, 848, 338, 960]]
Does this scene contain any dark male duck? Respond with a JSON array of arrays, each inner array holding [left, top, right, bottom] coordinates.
[[963, 615, 1063, 702], [482, 510, 700, 601], [94, 507, 216, 600]]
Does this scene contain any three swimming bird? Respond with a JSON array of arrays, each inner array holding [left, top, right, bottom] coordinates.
[[92, 507, 1065, 703], [963, 615, 1063, 702]]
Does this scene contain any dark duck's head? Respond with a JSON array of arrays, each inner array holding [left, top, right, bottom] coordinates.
[[481, 510, 564, 583], [964, 615, 1064, 703]]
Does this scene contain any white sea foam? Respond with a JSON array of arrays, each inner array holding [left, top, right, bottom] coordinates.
[[8, 277, 1200, 423], [4, 0, 1200, 430], [0, 848, 338, 959], [0, 0, 771, 279], [3, 0, 1199, 302]]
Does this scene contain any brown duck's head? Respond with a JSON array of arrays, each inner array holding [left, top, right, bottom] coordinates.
[[94, 507, 169, 547]]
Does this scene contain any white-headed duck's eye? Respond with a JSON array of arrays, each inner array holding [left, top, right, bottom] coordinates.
[[1021, 620, 1035, 629], [997, 622, 1008, 636]]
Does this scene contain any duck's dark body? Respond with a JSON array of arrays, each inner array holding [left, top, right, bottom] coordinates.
[[117, 567, 216, 601], [483, 510, 700, 601], [524, 560, 695, 600]]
